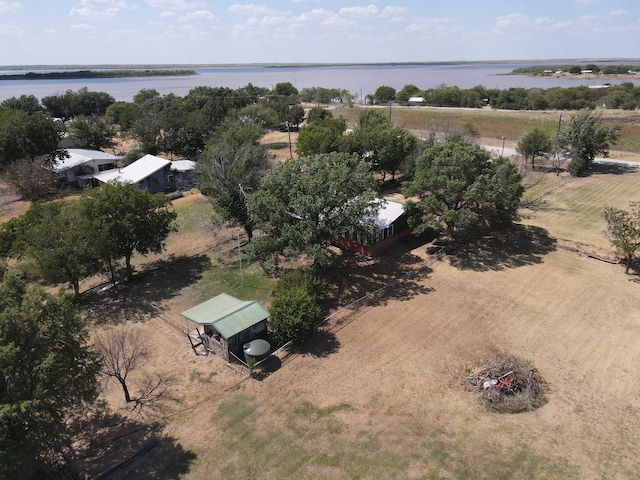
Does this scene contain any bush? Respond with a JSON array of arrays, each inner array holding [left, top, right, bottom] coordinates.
[[269, 286, 322, 345], [272, 268, 326, 297]]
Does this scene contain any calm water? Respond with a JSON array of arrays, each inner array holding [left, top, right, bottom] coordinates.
[[1, 62, 640, 102]]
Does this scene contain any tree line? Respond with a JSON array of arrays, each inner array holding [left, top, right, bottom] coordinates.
[[372, 82, 640, 111]]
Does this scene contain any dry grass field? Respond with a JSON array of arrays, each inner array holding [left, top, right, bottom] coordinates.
[[71, 165, 640, 479], [2, 107, 640, 478]]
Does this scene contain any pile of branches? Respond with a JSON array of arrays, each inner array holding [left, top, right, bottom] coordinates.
[[466, 354, 547, 413]]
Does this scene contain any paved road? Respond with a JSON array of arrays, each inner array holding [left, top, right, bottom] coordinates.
[[482, 145, 640, 168]]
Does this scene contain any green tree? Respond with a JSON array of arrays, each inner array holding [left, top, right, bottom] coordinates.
[[0, 110, 63, 168], [396, 84, 421, 103], [0, 274, 101, 479], [602, 203, 640, 274], [517, 127, 551, 170], [296, 116, 346, 156], [273, 82, 298, 97], [269, 286, 322, 345], [306, 106, 332, 125], [67, 114, 117, 150], [0, 95, 42, 114], [248, 152, 380, 270], [1, 202, 102, 296], [403, 141, 524, 241], [374, 85, 396, 103], [196, 122, 269, 241], [105, 101, 141, 130], [42, 87, 115, 120], [557, 109, 621, 176], [78, 182, 177, 282], [343, 110, 416, 181]]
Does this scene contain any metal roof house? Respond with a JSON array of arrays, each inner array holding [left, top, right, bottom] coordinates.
[[180, 293, 269, 361], [53, 149, 122, 186], [80, 154, 195, 193], [334, 199, 411, 256], [84, 154, 172, 193]]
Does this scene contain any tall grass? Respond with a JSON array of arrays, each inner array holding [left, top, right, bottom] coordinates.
[[336, 105, 640, 153]]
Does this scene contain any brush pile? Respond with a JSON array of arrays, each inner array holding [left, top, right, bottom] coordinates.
[[466, 354, 547, 413]]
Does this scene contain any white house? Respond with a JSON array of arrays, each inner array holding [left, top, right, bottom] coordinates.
[[53, 149, 122, 186], [80, 154, 196, 193]]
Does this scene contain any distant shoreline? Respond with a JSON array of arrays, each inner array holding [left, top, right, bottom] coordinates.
[[0, 69, 197, 81], [1, 58, 639, 72]]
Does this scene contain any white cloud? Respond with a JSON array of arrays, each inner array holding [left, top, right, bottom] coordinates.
[[159, 10, 175, 17], [69, 6, 119, 18], [70, 23, 93, 30], [406, 17, 457, 32], [380, 6, 408, 18], [0, 22, 24, 35], [178, 9, 215, 22], [320, 14, 358, 29], [339, 5, 378, 18], [80, 0, 135, 8], [495, 13, 530, 28], [291, 8, 331, 24], [0, 1, 21, 14], [610, 10, 626, 16], [548, 15, 598, 32], [574, 0, 597, 4], [145, 0, 205, 10], [228, 4, 289, 16]]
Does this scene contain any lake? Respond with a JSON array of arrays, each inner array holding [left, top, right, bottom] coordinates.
[[1, 62, 640, 102]]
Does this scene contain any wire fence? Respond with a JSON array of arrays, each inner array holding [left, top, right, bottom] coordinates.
[[146, 242, 444, 381]]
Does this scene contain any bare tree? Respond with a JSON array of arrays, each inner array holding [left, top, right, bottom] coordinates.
[[0, 156, 60, 200], [513, 152, 548, 207], [95, 326, 175, 417], [94, 327, 148, 404]]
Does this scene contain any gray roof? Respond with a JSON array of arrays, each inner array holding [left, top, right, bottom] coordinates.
[[180, 293, 270, 339]]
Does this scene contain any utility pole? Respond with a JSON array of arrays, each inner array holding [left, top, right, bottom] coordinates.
[[238, 234, 243, 287]]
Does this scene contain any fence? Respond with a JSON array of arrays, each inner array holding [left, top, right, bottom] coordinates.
[[146, 242, 443, 381], [261, 249, 445, 376]]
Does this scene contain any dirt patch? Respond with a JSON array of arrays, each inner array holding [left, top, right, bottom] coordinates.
[[261, 130, 298, 163]]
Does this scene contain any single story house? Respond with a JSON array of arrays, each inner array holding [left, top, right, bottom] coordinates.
[[80, 154, 195, 193], [334, 199, 411, 256], [180, 293, 269, 361], [407, 96, 425, 106], [53, 149, 122, 186]]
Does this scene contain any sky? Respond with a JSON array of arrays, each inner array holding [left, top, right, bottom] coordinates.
[[1, 0, 639, 66]]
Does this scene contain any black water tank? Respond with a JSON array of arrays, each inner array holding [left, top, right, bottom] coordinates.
[[243, 339, 271, 364]]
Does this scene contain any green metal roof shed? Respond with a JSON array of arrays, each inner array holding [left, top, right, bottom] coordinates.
[[181, 293, 269, 339]]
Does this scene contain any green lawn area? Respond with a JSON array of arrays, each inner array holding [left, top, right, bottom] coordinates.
[[519, 166, 640, 252]]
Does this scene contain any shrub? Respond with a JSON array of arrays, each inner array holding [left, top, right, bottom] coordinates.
[[269, 286, 322, 345]]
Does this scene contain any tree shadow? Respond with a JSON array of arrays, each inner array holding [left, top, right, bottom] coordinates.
[[65, 402, 197, 480], [448, 225, 556, 272], [591, 162, 639, 175], [81, 254, 211, 326], [320, 233, 436, 309], [297, 328, 341, 358]]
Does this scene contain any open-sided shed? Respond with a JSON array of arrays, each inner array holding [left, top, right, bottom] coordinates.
[[180, 293, 269, 361]]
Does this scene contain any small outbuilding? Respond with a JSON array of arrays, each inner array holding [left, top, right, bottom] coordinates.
[[180, 293, 269, 361], [334, 199, 412, 256]]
